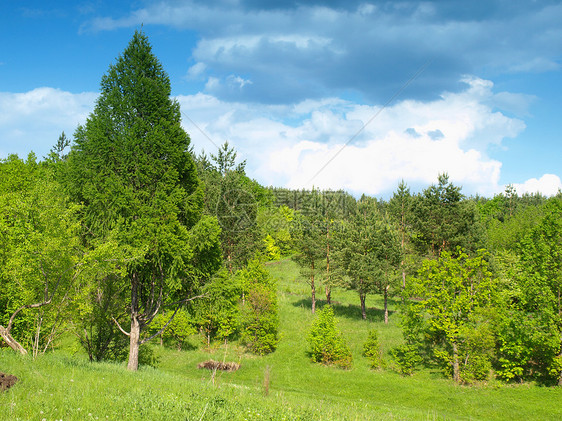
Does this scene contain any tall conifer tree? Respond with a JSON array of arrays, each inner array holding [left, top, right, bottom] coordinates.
[[67, 31, 221, 370]]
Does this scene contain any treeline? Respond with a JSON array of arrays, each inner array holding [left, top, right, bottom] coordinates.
[[266, 177, 562, 385]]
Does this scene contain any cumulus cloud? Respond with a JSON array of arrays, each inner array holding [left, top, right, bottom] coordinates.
[[0, 88, 96, 158], [514, 174, 562, 197], [177, 77, 530, 197]]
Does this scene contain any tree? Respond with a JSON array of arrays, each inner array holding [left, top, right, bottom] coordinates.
[[292, 211, 326, 313], [333, 198, 401, 322], [307, 305, 352, 368], [406, 249, 497, 383], [498, 199, 562, 385], [0, 154, 82, 356], [363, 330, 383, 369], [196, 142, 264, 273], [388, 180, 416, 291], [411, 174, 483, 257], [66, 31, 221, 370], [239, 259, 279, 355], [194, 269, 241, 347]]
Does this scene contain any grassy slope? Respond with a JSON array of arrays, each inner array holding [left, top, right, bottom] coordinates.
[[1, 258, 561, 420]]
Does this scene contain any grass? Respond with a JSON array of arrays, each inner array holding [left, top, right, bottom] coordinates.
[[1, 258, 562, 420]]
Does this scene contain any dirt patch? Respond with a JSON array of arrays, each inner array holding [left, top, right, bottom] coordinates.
[[197, 360, 240, 372], [0, 372, 18, 392]]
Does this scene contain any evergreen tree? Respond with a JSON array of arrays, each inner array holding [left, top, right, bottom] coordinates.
[[67, 31, 221, 370], [411, 174, 483, 257]]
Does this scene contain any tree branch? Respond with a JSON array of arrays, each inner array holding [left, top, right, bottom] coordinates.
[[112, 317, 131, 337], [139, 304, 180, 346]]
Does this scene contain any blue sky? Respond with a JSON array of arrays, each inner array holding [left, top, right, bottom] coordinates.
[[1, 0, 561, 198]]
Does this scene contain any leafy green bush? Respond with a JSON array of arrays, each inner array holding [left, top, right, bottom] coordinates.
[[391, 344, 421, 376], [239, 259, 279, 355], [307, 305, 352, 369], [363, 330, 383, 369], [193, 269, 242, 346]]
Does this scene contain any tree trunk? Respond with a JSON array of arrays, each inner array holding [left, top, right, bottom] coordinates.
[[359, 292, 367, 320], [127, 315, 141, 371], [127, 273, 140, 371], [559, 333, 562, 386], [384, 285, 389, 324], [0, 325, 28, 355], [452, 342, 460, 383], [311, 261, 316, 314], [326, 222, 331, 305]]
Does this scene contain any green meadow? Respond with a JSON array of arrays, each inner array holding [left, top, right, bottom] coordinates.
[[1, 258, 561, 420]]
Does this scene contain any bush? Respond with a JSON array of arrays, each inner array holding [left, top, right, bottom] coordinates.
[[363, 330, 383, 369], [391, 344, 421, 376], [239, 259, 279, 355], [193, 269, 242, 346], [307, 305, 352, 369]]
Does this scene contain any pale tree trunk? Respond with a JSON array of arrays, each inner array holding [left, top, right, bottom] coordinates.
[[452, 342, 460, 383], [0, 325, 28, 355], [127, 273, 141, 371], [359, 292, 367, 320], [127, 315, 141, 371], [384, 285, 389, 324]]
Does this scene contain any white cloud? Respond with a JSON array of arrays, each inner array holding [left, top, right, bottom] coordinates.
[[0, 88, 96, 158], [514, 174, 562, 197], [186, 62, 206, 80], [0, 79, 548, 199], [177, 77, 528, 197]]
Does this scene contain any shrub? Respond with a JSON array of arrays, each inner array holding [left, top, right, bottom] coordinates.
[[363, 330, 383, 369], [239, 260, 279, 355], [307, 305, 352, 369], [391, 344, 421, 376]]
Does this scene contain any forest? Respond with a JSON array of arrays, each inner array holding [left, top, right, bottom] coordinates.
[[1, 31, 562, 419]]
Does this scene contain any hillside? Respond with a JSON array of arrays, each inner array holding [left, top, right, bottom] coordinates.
[[1, 258, 561, 420]]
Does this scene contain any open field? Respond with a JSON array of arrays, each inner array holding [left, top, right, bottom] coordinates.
[[1, 258, 561, 420]]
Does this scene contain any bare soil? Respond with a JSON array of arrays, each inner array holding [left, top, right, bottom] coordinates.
[[0, 372, 18, 392]]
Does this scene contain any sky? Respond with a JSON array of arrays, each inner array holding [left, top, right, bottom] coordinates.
[[1, 0, 562, 198]]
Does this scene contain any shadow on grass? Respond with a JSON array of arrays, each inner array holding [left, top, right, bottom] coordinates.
[[292, 298, 397, 322]]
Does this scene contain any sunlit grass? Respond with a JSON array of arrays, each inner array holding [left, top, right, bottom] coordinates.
[[1, 258, 561, 420]]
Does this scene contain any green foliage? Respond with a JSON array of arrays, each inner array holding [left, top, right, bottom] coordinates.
[[65, 31, 220, 368], [149, 308, 197, 350], [263, 234, 282, 261], [291, 211, 327, 312], [333, 198, 401, 320], [194, 270, 242, 345], [238, 260, 279, 355], [391, 343, 421, 376], [411, 173, 484, 257], [405, 249, 498, 382], [492, 202, 562, 384], [197, 142, 264, 272], [0, 154, 82, 354], [307, 305, 352, 368], [363, 330, 383, 369], [74, 273, 129, 362]]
